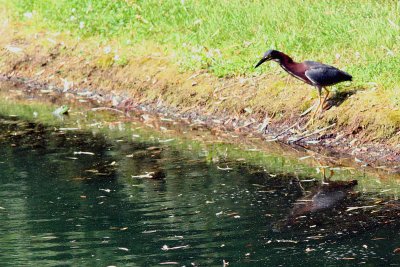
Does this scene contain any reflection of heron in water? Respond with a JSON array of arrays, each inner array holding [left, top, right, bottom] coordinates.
[[289, 179, 357, 218], [275, 168, 358, 232]]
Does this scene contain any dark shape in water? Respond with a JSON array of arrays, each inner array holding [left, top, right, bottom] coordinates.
[[276, 179, 358, 232], [291, 180, 357, 215], [148, 170, 166, 180]]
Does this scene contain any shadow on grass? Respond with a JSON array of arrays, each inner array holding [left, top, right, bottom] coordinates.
[[326, 89, 358, 109]]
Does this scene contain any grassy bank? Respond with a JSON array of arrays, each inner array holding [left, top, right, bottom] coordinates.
[[1, 0, 400, 143], [6, 0, 400, 84]]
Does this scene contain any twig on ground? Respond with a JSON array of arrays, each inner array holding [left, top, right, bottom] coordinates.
[[91, 107, 127, 115], [272, 121, 301, 139], [258, 115, 271, 134], [290, 123, 336, 143], [300, 103, 317, 117]]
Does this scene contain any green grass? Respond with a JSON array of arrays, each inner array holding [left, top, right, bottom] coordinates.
[[4, 0, 400, 90]]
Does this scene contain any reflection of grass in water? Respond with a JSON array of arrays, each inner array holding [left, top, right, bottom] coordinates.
[[0, 93, 398, 195], [0, 99, 57, 123]]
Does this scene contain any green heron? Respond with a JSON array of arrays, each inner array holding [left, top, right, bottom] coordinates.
[[255, 50, 352, 117]]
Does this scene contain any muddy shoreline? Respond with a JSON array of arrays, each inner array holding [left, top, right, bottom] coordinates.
[[1, 74, 399, 174]]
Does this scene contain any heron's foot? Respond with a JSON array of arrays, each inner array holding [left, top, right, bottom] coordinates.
[[300, 103, 317, 117], [321, 101, 332, 111], [300, 98, 327, 129], [301, 112, 316, 129]]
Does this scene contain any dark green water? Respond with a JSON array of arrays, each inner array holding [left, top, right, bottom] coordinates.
[[0, 115, 399, 266]]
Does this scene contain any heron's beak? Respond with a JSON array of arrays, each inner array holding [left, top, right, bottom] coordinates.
[[255, 57, 269, 68]]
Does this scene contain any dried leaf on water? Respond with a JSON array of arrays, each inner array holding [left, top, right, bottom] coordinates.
[[217, 166, 233, 171], [346, 205, 375, 212], [73, 151, 95, 155], [131, 171, 165, 179], [99, 189, 111, 193], [276, 239, 298, 243], [161, 245, 189, 251], [142, 230, 157, 234]]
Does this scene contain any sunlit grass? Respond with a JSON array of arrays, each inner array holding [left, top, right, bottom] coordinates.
[[5, 0, 400, 90]]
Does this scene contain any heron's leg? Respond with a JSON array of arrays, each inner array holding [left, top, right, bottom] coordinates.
[[309, 86, 323, 122], [316, 86, 323, 113], [322, 167, 334, 183], [321, 87, 330, 110], [303, 86, 322, 128]]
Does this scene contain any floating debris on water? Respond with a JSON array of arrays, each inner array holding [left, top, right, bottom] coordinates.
[[161, 245, 189, 251], [73, 151, 95, 155]]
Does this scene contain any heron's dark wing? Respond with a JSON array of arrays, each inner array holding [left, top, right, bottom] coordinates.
[[304, 61, 352, 87]]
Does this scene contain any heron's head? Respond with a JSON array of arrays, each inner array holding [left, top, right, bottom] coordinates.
[[255, 49, 282, 68]]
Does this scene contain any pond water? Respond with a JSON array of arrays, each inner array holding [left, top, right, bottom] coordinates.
[[0, 83, 399, 266]]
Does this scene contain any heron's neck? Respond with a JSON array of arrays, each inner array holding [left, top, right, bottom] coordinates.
[[277, 53, 297, 70], [276, 53, 309, 84]]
